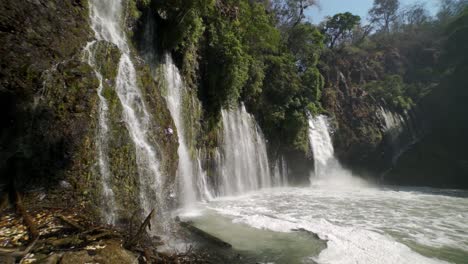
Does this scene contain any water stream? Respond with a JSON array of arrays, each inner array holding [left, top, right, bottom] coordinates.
[[82, 4, 468, 262], [162, 54, 213, 208], [183, 114, 468, 263], [188, 187, 468, 264], [87, 0, 167, 229], [83, 42, 116, 224], [217, 105, 272, 196], [273, 156, 289, 187], [379, 106, 421, 165], [307, 115, 367, 188]]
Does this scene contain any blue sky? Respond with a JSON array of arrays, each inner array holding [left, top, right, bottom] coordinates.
[[306, 0, 440, 24]]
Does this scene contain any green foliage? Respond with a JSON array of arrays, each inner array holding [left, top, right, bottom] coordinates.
[[238, 1, 281, 55], [255, 50, 324, 153], [287, 23, 324, 68], [151, 0, 325, 153], [364, 75, 414, 110], [153, 0, 214, 52], [323, 12, 361, 48], [203, 17, 250, 110]]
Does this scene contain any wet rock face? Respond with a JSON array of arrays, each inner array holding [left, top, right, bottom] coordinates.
[[320, 51, 390, 175], [0, 0, 94, 189], [0, 0, 91, 95], [322, 84, 386, 175], [0, 0, 179, 221]]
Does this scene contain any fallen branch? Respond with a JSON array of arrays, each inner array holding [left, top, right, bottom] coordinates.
[[124, 209, 154, 249], [0, 237, 39, 258], [55, 214, 84, 231]]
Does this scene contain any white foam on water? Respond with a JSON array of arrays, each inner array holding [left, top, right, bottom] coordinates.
[[308, 115, 369, 189], [203, 187, 468, 264]]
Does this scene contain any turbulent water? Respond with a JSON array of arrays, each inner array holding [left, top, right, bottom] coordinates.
[[308, 115, 336, 179], [190, 187, 468, 264], [180, 115, 462, 263], [81, 4, 467, 263], [217, 105, 273, 195], [162, 55, 213, 207], [86, 0, 167, 229], [308, 115, 366, 188]]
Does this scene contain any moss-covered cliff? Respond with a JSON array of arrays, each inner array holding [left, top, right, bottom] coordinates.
[[0, 0, 95, 196], [319, 48, 391, 176], [0, 0, 179, 222]]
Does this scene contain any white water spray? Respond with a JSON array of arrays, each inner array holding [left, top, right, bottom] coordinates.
[[308, 115, 367, 188], [83, 41, 116, 224], [162, 55, 213, 208], [87, 0, 167, 229], [379, 106, 420, 165], [273, 156, 289, 187], [218, 105, 272, 195]]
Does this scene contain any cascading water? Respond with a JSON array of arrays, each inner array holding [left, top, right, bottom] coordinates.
[[379, 106, 420, 165], [273, 156, 289, 187], [308, 115, 366, 188], [217, 105, 272, 195], [196, 151, 214, 201], [87, 0, 167, 229], [83, 42, 116, 224], [162, 55, 213, 207], [308, 115, 336, 178]]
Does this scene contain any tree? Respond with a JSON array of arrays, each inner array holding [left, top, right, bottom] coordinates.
[[322, 12, 361, 49], [437, 0, 468, 21], [272, 0, 319, 27], [369, 0, 400, 32], [286, 22, 324, 70]]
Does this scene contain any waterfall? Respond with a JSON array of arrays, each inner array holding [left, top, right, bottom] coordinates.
[[308, 115, 366, 188], [87, 0, 167, 228], [83, 42, 116, 224], [217, 104, 272, 195], [379, 106, 420, 165], [308, 115, 336, 179], [162, 55, 213, 207], [273, 156, 289, 187]]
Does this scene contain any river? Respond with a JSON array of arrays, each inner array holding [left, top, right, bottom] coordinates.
[[182, 186, 468, 264]]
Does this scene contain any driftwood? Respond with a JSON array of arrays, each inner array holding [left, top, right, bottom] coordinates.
[[124, 209, 154, 249]]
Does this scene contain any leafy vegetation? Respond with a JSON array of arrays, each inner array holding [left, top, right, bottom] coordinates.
[[322, 12, 361, 49], [148, 0, 325, 154], [140, 0, 467, 156], [364, 75, 413, 110]]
